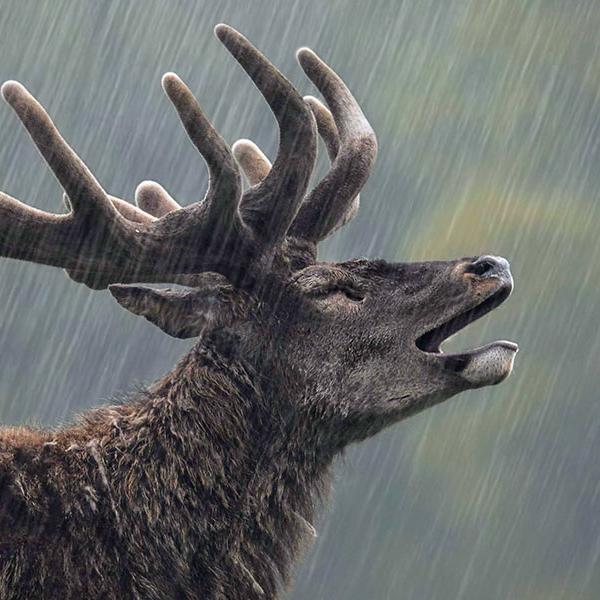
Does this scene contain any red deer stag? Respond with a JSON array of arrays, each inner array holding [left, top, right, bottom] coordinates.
[[0, 24, 517, 600]]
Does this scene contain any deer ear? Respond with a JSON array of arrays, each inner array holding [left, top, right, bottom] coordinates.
[[108, 283, 244, 339]]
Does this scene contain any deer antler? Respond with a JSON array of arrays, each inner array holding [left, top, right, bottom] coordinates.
[[232, 51, 375, 241], [135, 181, 181, 218], [0, 25, 375, 289], [214, 25, 317, 246], [233, 140, 272, 187], [233, 94, 362, 237], [303, 96, 360, 232], [0, 26, 315, 289], [291, 48, 377, 242]]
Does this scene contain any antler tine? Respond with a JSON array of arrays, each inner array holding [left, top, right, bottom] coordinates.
[[303, 96, 359, 232], [233, 96, 359, 234], [304, 96, 339, 160], [289, 49, 377, 242], [0, 190, 67, 265], [109, 195, 156, 224], [215, 24, 317, 246], [232, 139, 272, 186], [232, 98, 339, 184], [61, 191, 156, 224], [0, 82, 135, 281], [135, 181, 181, 218], [161, 72, 241, 231], [1, 82, 114, 218]]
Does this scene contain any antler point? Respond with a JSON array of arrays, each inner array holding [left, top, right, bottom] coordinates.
[[232, 138, 259, 156], [303, 95, 323, 107], [135, 180, 159, 196], [1, 80, 25, 104], [296, 47, 317, 64], [161, 72, 181, 93], [214, 23, 234, 41]]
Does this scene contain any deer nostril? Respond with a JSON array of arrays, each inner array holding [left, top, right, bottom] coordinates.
[[464, 255, 510, 279], [467, 259, 496, 277]]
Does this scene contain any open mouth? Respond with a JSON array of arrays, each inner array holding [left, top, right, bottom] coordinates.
[[415, 283, 518, 385], [416, 285, 512, 354]]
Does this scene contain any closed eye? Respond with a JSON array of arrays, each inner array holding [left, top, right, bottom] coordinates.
[[340, 288, 366, 302], [311, 285, 366, 303]]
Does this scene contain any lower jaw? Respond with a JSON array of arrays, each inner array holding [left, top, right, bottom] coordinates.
[[443, 340, 519, 386]]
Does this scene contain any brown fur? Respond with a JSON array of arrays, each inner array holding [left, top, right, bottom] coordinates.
[[0, 344, 330, 599]]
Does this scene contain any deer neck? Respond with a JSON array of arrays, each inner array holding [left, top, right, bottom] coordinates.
[[100, 336, 332, 596]]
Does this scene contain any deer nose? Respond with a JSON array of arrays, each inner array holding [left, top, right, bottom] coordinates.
[[464, 255, 511, 280]]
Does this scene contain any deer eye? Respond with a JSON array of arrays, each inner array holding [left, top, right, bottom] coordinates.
[[340, 287, 366, 302], [310, 285, 365, 303]]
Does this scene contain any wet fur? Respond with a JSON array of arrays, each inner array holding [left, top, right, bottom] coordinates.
[[0, 339, 329, 599]]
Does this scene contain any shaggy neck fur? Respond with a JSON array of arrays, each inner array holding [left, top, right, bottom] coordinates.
[[0, 336, 333, 600]]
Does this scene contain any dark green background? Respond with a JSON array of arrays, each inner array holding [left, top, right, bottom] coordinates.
[[0, 1, 599, 598]]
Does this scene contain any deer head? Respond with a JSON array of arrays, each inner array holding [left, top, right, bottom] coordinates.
[[0, 25, 517, 448]]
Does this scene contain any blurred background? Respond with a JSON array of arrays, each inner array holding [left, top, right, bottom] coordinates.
[[0, 1, 599, 598]]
